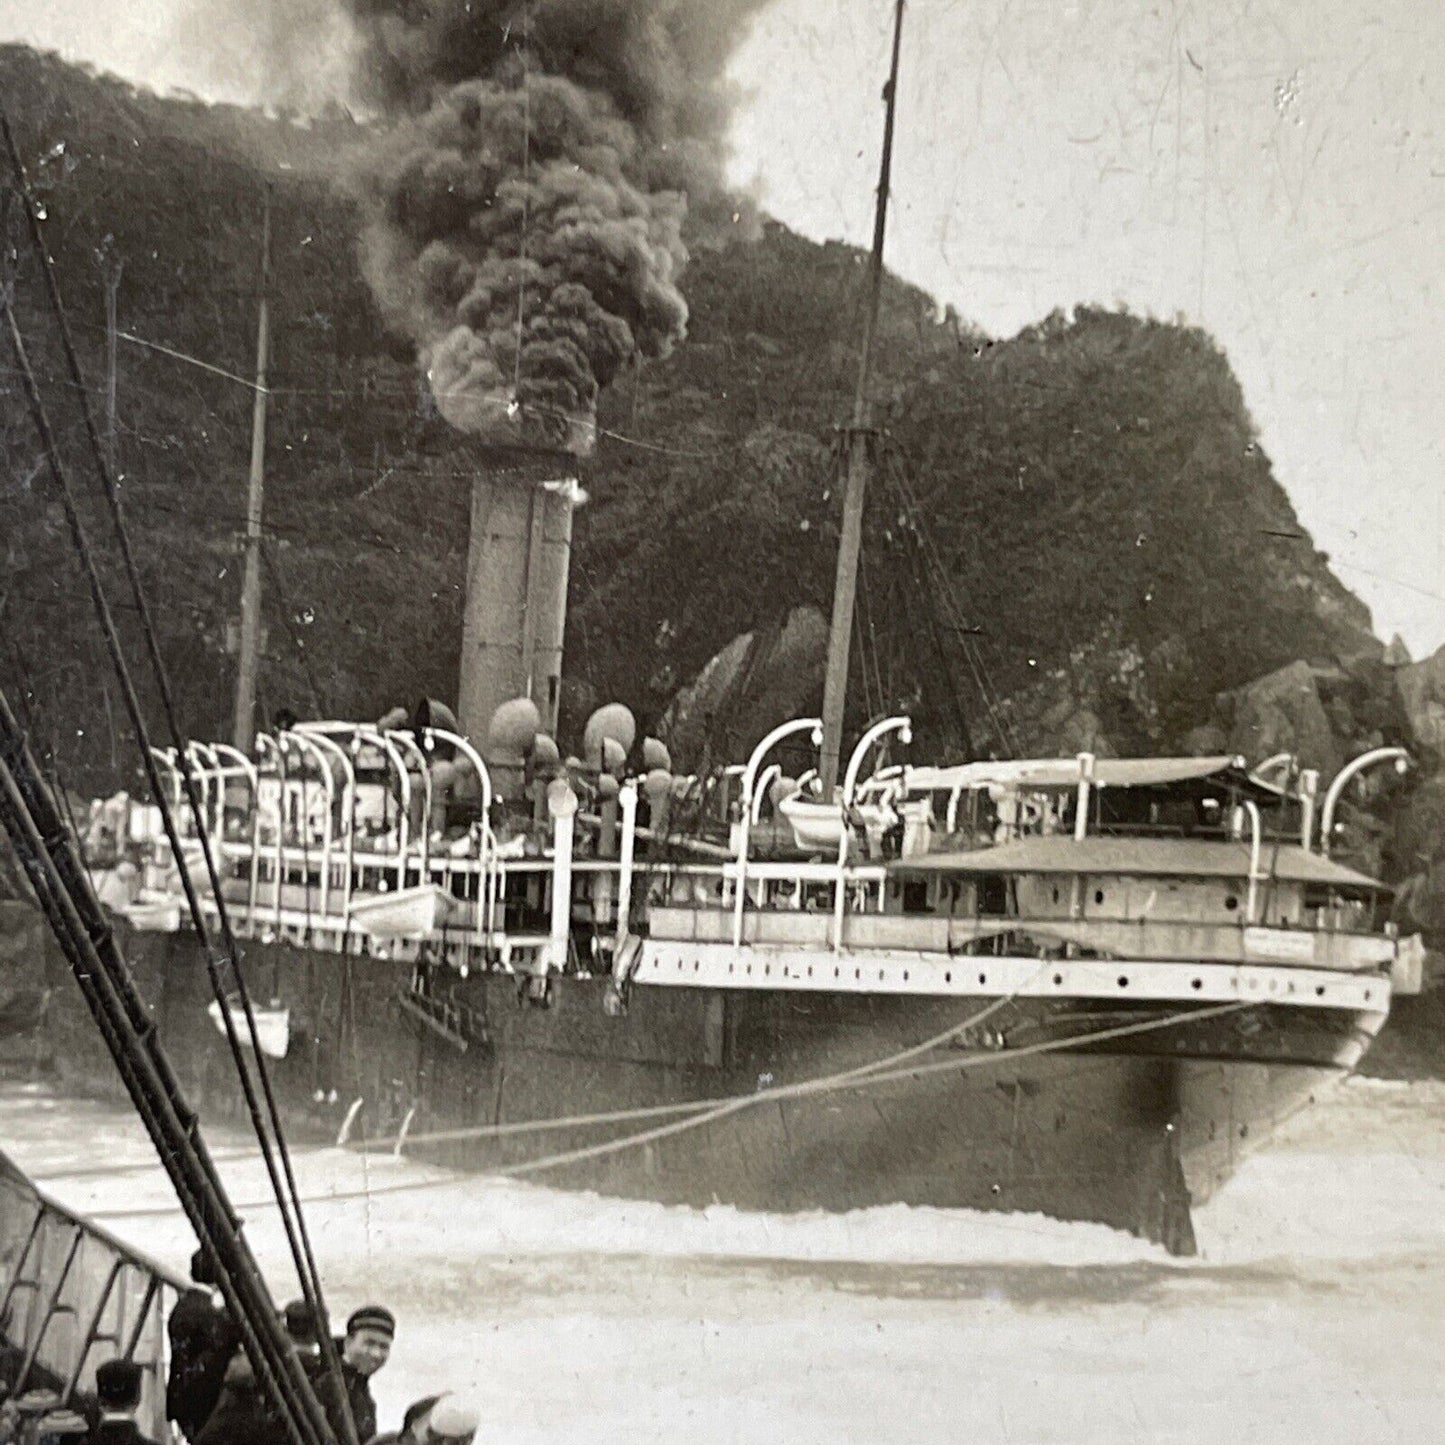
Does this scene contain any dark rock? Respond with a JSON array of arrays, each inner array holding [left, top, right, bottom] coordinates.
[[1215, 661, 1341, 777], [1395, 642, 1445, 757]]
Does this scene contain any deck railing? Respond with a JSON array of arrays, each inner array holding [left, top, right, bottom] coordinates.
[[0, 1151, 183, 1441]]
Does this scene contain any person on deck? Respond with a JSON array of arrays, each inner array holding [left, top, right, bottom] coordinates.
[[372, 1392, 480, 1444], [86, 1359, 160, 1445], [165, 1249, 236, 1442], [190, 1345, 279, 1445], [333, 1304, 395, 1443]]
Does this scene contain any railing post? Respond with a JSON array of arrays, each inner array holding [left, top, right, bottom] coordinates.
[[0, 1205, 48, 1330], [61, 1258, 126, 1406], [1298, 768, 1320, 852], [546, 779, 577, 973], [832, 823, 850, 952], [1073, 751, 1096, 842], [1242, 799, 1263, 924], [14, 1222, 84, 1399], [253, 731, 286, 936], [615, 781, 638, 950]]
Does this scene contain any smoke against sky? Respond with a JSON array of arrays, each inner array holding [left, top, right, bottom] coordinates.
[[0, 0, 1440, 651], [358, 71, 691, 448], [341, 1, 769, 450]]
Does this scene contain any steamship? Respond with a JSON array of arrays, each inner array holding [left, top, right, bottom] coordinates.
[[62, 676, 1421, 1254], [11, 9, 1423, 1257]]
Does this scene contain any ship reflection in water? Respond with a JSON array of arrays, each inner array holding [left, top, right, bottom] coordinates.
[[2, 1078, 1441, 1444]]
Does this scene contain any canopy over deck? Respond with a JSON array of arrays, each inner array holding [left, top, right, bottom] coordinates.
[[902, 756, 1283, 801]]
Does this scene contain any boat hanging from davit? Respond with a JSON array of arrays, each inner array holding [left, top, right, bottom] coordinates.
[[26, 0, 1426, 1257]]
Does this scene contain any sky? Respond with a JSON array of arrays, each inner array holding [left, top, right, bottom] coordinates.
[[2, 0, 1442, 656]]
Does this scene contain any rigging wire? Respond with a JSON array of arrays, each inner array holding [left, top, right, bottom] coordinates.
[[0, 692, 333, 1445], [0, 303, 343, 1445], [512, 0, 531, 402], [66, 312, 748, 460], [0, 111, 355, 1445], [883, 452, 1018, 754], [894, 457, 1020, 754]]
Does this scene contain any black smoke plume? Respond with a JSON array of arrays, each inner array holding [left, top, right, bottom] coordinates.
[[348, 0, 770, 450]]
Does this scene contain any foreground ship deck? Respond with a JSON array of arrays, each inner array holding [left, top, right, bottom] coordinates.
[[54, 721, 1420, 1255], [0, 1147, 180, 1439]]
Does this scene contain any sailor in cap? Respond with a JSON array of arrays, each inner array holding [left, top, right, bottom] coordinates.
[[334, 1304, 395, 1443], [88, 1358, 159, 1444]]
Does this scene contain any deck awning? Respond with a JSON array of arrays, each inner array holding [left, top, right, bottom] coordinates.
[[901, 756, 1281, 800], [889, 836, 1387, 891]]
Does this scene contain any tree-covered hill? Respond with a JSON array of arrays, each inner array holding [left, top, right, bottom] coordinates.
[[0, 46, 1393, 784], [9, 43, 1445, 1045]]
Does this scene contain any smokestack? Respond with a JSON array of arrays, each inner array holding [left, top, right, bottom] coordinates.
[[457, 455, 581, 748], [340, 1, 772, 767]]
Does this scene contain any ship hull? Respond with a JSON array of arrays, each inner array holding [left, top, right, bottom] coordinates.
[[23, 926, 1376, 1254]]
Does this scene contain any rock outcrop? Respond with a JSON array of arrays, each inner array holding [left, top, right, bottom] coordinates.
[[1214, 661, 1342, 778], [1395, 643, 1445, 758]]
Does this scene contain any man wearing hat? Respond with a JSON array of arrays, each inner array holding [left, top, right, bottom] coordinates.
[[87, 1359, 159, 1444], [372, 1392, 480, 1444], [334, 1304, 395, 1444]]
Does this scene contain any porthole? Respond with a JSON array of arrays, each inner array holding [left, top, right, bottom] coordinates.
[[1224, 895, 1239, 912], [1052, 973, 1063, 986], [1190, 978, 1202, 990], [1117, 975, 1129, 988], [1094, 889, 1105, 906]]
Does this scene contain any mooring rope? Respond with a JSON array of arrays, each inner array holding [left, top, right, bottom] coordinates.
[[72, 998, 1251, 1219]]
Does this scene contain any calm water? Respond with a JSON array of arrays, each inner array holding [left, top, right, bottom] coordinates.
[[2, 1076, 1442, 1444]]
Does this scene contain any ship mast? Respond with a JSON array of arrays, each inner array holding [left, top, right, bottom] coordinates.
[[233, 183, 272, 751], [818, 0, 907, 797]]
